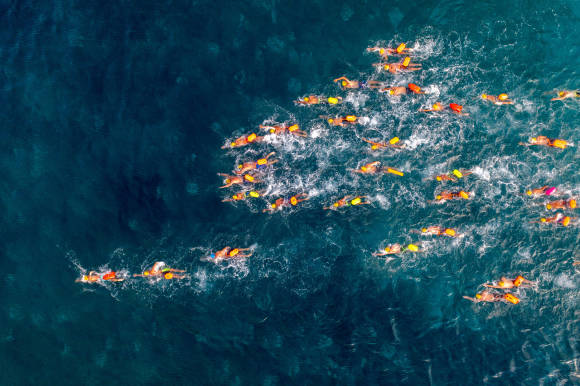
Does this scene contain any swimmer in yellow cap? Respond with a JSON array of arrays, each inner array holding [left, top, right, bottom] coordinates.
[[260, 123, 308, 137], [320, 115, 363, 127], [483, 275, 536, 289], [263, 194, 309, 213], [235, 152, 278, 175], [545, 198, 577, 211], [428, 169, 472, 182], [419, 226, 461, 238], [333, 76, 386, 90], [295, 95, 320, 105], [551, 90, 580, 101], [519, 136, 569, 149], [323, 195, 370, 210], [419, 102, 443, 112], [372, 243, 421, 256], [480, 93, 513, 105], [133, 261, 187, 279], [222, 190, 262, 202], [372, 58, 422, 74], [367, 43, 411, 58], [218, 173, 261, 189], [209, 247, 253, 261], [463, 290, 515, 304], [361, 137, 404, 150], [431, 190, 471, 203], [534, 213, 574, 227], [222, 133, 264, 149], [351, 161, 404, 176]]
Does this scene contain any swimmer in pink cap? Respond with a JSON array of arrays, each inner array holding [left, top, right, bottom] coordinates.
[[526, 186, 556, 197]]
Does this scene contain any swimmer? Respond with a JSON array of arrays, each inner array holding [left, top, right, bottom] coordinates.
[[481, 93, 513, 105], [419, 226, 461, 237], [361, 137, 404, 150], [320, 115, 362, 127], [218, 173, 261, 189], [551, 90, 580, 101], [75, 271, 125, 283], [373, 243, 421, 256], [295, 95, 320, 105], [519, 136, 569, 149], [323, 195, 370, 210], [351, 161, 404, 176], [372, 57, 422, 74], [526, 186, 557, 197], [379, 83, 424, 95], [367, 43, 411, 58], [333, 77, 386, 90], [235, 152, 278, 174], [463, 291, 518, 304], [222, 133, 264, 149], [222, 190, 262, 202], [209, 247, 253, 261], [263, 193, 309, 212], [545, 198, 576, 211], [133, 262, 187, 279], [483, 275, 536, 289], [534, 213, 574, 227], [260, 123, 308, 137], [431, 190, 471, 203], [428, 169, 473, 182], [419, 102, 468, 115]]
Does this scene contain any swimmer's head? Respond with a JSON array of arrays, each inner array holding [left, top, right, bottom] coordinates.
[[327, 118, 334, 124], [304, 97, 309, 102], [271, 203, 277, 209], [498, 281, 506, 287], [379, 48, 385, 55], [546, 204, 552, 210], [225, 179, 231, 184], [569, 199, 576, 208], [371, 144, 378, 150], [433, 103, 442, 110], [389, 89, 394, 95], [290, 196, 298, 206], [333, 202, 339, 207], [384, 246, 391, 253], [526, 190, 532, 196], [562, 216, 570, 226], [559, 91, 565, 97], [164, 272, 173, 280], [269, 129, 275, 133], [481, 94, 487, 99], [436, 195, 442, 200], [383, 64, 390, 71], [513, 276, 524, 287], [475, 293, 482, 299], [361, 166, 368, 172], [436, 176, 442, 181], [341, 81, 347, 86], [230, 142, 236, 147], [82, 275, 89, 282], [498, 93, 508, 100], [421, 228, 427, 233], [210, 254, 215, 259], [144, 271, 150, 276], [237, 164, 243, 169], [530, 137, 537, 143], [540, 218, 546, 222]]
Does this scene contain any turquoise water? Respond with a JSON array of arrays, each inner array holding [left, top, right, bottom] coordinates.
[[1, 0, 579, 384]]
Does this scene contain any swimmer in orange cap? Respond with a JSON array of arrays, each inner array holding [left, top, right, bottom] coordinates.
[[209, 247, 253, 261], [534, 213, 574, 227], [551, 90, 580, 101], [351, 161, 404, 176], [222, 133, 264, 149], [431, 190, 471, 203], [235, 152, 278, 175], [463, 291, 517, 304], [323, 195, 370, 210], [481, 93, 513, 105], [295, 95, 320, 105], [218, 173, 261, 189], [380, 83, 424, 96], [367, 43, 412, 58], [260, 123, 308, 137], [419, 226, 461, 237], [419, 102, 468, 115], [428, 169, 472, 182], [483, 275, 536, 289], [526, 186, 557, 197], [133, 262, 187, 279], [263, 193, 309, 212], [546, 198, 576, 211], [361, 137, 404, 150], [76, 271, 125, 283], [519, 136, 569, 149], [373, 243, 421, 256], [222, 190, 262, 202], [333, 77, 386, 90]]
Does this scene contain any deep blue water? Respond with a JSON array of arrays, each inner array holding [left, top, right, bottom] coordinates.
[[1, 0, 579, 384]]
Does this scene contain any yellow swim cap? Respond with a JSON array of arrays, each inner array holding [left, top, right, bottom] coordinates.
[[288, 124, 299, 132], [384, 246, 391, 252], [351, 197, 362, 205], [445, 229, 456, 236], [436, 195, 442, 200], [433, 103, 441, 110], [481, 94, 487, 99], [407, 244, 419, 252], [436, 176, 442, 181], [460, 191, 469, 199], [271, 203, 277, 208], [82, 275, 89, 281], [249, 191, 260, 198], [526, 190, 532, 196], [231, 142, 236, 147], [390, 137, 399, 144], [559, 91, 565, 97], [247, 133, 257, 141], [379, 48, 385, 55], [327, 118, 334, 124], [498, 281, 506, 287], [498, 93, 508, 100], [257, 158, 267, 165], [333, 202, 339, 207], [328, 97, 339, 104], [290, 196, 298, 205], [346, 115, 357, 122], [531, 137, 537, 142], [546, 204, 552, 210], [475, 293, 482, 299], [304, 97, 309, 102], [361, 166, 368, 172], [384, 64, 390, 71], [270, 129, 275, 133], [144, 271, 150, 276], [569, 199, 576, 208], [342, 81, 347, 86], [452, 169, 463, 178], [371, 144, 378, 150], [421, 228, 427, 232], [540, 218, 546, 222], [225, 179, 231, 184], [389, 89, 395, 95]]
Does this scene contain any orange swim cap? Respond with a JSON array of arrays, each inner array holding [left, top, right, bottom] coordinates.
[[164, 272, 174, 279], [449, 103, 463, 113], [504, 293, 520, 304], [562, 216, 570, 226], [346, 115, 357, 122], [498, 93, 508, 101], [290, 196, 298, 206], [102, 272, 116, 281], [408, 83, 421, 93], [569, 199, 576, 208], [396, 43, 406, 53], [247, 133, 257, 142], [513, 276, 524, 287], [402, 57, 411, 67]]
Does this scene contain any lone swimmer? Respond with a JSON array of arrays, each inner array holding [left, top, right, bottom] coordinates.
[[551, 90, 580, 101], [520, 136, 569, 149]]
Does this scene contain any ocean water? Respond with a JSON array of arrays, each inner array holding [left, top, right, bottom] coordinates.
[[1, 0, 579, 384]]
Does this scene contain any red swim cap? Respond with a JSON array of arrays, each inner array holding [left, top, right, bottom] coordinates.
[[449, 103, 463, 113]]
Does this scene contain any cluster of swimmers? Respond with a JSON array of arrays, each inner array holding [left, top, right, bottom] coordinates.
[[76, 261, 187, 284]]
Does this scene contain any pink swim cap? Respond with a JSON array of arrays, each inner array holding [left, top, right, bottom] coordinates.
[[545, 187, 556, 196]]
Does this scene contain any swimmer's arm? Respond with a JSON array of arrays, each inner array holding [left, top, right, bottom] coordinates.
[[483, 284, 502, 289], [333, 77, 349, 83], [462, 296, 478, 303], [169, 269, 186, 272], [372, 251, 388, 256]]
